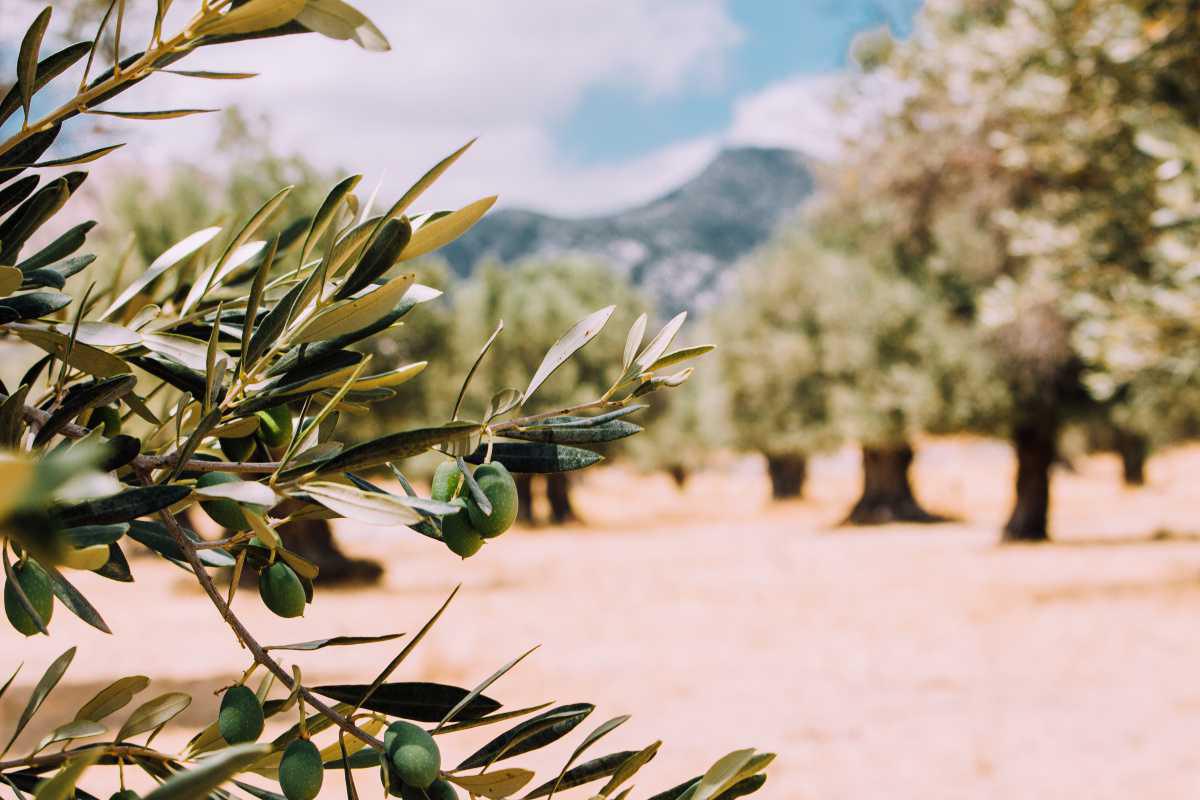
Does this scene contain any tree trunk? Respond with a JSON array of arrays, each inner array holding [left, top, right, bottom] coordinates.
[[514, 473, 535, 525], [667, 465, 689, 490], [764, 453, 807, 499], [233, 518, 383, 586], [1003, 417, 1057, 543], [844, 443, 942, 525], [546, 473, 578, 525], [1114, 429, 1148, 487]]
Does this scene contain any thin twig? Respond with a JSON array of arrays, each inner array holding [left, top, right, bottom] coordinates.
[[136, 467, 384, 752], [19, 404, 279, 475]]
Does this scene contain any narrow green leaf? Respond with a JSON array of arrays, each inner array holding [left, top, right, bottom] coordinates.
[[384, 139, 476, 220], [30, 143, 125, 168], [43, 564, 111, 633], [75, 675, 150, 722], [292, 273, 414, 344], [299, 480, 421, 526], [141, 743, 272, 800], [1, 647, 75, 758], [458, 704, 594, 770], [301, 175, 361, 267], [622, 313, 647, 372], [195, 0, 305, 38], [447, 770, 534, 800], [17, 7, 52, 123], [523, 306, 615, 402], [452, 320, 502, 420], [311, 422, 481, 475], [34, 720, 106, 753], [436, 645, 539, 730], [102, 226, 222, 320], [295, 0, 390, 51], [464, 443, 603, 473], [265, 632, 403, 652], [524, 748, 636, 800], [116, 692, 191, 741], [86, 108, 215, 120], [400, 195, 496, 260], [528, 716, 631, 799], [635, 312, 687, 372]]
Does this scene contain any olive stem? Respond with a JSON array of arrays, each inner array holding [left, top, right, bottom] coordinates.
[[137, 467, 385, 752], [19, 403, 280, 475]]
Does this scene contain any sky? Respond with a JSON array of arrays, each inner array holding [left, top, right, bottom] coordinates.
[[3, 0, 922, 216]]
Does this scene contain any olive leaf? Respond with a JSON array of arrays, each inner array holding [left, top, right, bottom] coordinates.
[[447, 770, 535, 800], [141, 743, 272, 800], [17, 6, 52, 123], [1, 647, 75, 758], [195, 0, 305, 38], [524, 306, 615, 402], [116, 692, 191, 741], [400, 195, 496, 260], [75, 675, 150, 722], [299, 480, 422, 526]]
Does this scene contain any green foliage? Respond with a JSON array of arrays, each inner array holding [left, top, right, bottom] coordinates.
[[0, 4, 763, 800]]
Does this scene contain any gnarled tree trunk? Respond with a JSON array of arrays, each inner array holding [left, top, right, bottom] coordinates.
[[514, 473, 535, 524], [546, 472, 578, 525], [1003, 415, 1058, 543], [844, 443, 941, 525], [1114, 429, 1148, 487], [764, 453, 807, 499], [667, 465, 689, 490]]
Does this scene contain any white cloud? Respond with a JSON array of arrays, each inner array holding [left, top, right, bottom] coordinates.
[[726, 70, 912, 161], [85, 0, 740, 215]]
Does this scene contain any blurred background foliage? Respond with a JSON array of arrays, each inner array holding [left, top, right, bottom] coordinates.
[[40, 0, 1200, 545]]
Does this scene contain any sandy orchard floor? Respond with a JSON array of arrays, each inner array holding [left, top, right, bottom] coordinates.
[[6, 436, 1200, 799]]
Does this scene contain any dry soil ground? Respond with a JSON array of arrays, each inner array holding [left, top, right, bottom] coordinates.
[[6, 437, 1200, 799]]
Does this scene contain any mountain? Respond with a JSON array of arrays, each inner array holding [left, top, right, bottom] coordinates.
[[438, 146, 815, 313]]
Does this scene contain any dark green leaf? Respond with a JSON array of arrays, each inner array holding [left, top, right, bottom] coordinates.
[[93, 541, 132, 582], [523, 750, 638, 799], [712, 775, 767, 800], [57, 485, 190, 527], [34, 374, 136, 446], [0, 384, 32, 448], [265, 632, 404, 652], [63, 523, 128, 548], [321, 749, 380, 771], [16, 221, 95, 273], [0, 42, 90, 127], [0, 291, 71, 323], [647, 778, 702, 800], [311, 422, 481, 475], [30, 143, 125, 168], [335, 218, 411, 300], [464, 443, 603, 473], [43, 564, 110, 633], [97, 434, 141, 471], [458, 704, 594, 770], [126, 520, 235, 568], [129, 354, 207, 397], [312, 682, 499, 723], [0, 176, 39, 217], [503, 420, 641, 444]]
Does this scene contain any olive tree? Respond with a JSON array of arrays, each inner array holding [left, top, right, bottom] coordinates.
[[828, 0, 1200, 540], [0, 5, 770, 800], [713, 228, 841, 500]]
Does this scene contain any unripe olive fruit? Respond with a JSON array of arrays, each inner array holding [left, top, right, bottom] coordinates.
[[465, 462, 519, 538], [218, 684, 264, 744], [385, 721, 440, 790], [400, 779, 458, 800], [256, 405, 294, 448], [109, 791, 140, 800], [279, 739, 323, 800], [220, 435, 257, 463], [196, 472, 252, 531], [440, 499, 483, 559], [259, 561, 306, 618], [90, 406, 122, 437], [58, 543, 111, 571], [430, 461, 463, 502], [3, 560, 53, 636]]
